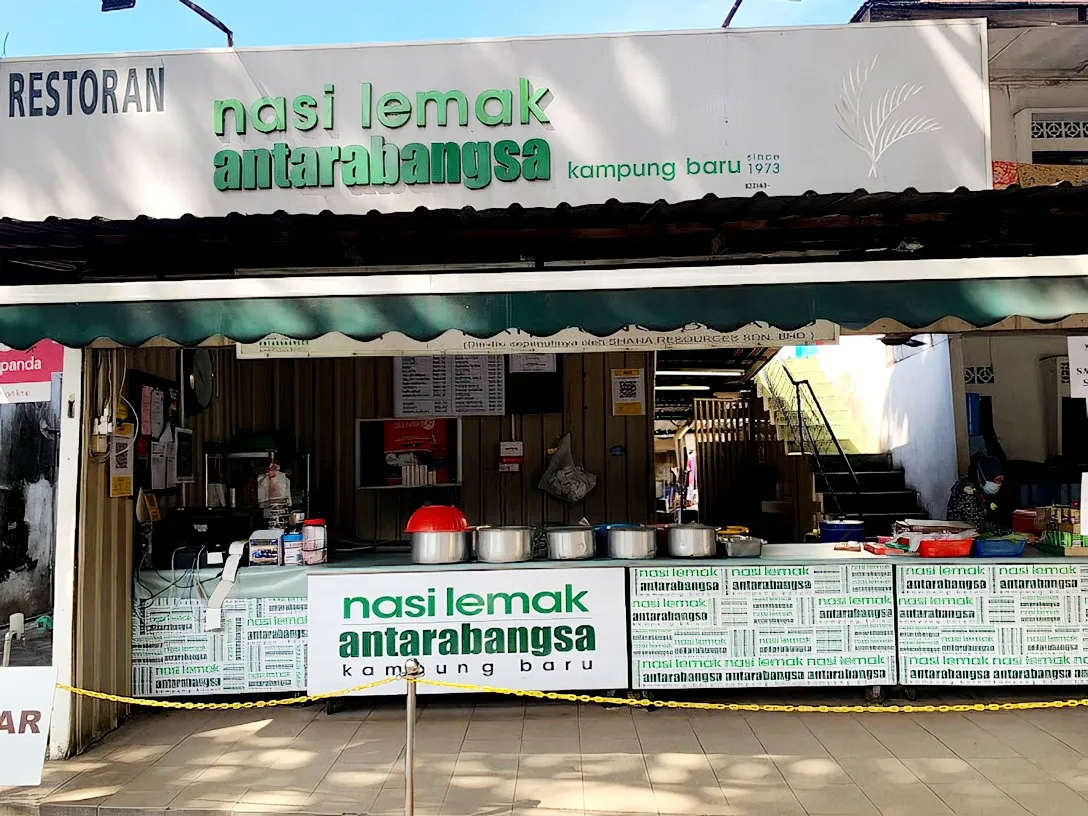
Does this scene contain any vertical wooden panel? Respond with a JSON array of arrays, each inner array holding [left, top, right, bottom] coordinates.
[[521, 412, 544, 526], [459, 417, 483, 526], [581, 354, 606, 523], [603, 352, 628, 522]]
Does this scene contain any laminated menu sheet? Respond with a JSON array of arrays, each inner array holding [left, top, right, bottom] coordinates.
[[132, 596, 307, 696], [629, 563, 896, 689], [394, 355, 505, 417], [897, 563, 1088, 685]]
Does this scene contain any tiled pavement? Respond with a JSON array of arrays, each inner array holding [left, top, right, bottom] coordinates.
[[7, 693, 1088, 815]]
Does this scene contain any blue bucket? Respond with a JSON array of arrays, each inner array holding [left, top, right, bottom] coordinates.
[[819, 519, 865, 543]]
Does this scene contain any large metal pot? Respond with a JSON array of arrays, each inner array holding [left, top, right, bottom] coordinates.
[[667, 524, 717, 558], [546, 527, 594, 560], [411, 532, 469, 564], [608, 526, 656, 559], [475, 526, 533, 563]]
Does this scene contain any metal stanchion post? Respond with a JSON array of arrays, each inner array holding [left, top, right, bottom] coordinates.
[[403, 659, 424, 816]]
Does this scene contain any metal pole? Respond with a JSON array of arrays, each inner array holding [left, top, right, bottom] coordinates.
[[403, 659, 424, 816]]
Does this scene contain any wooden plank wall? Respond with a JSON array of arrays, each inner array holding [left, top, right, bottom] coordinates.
[[124, 349, 654, 539], [693, 394, 818, 540], [71, 348, 175, 753]]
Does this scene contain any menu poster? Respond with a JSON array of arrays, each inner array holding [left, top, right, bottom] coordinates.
[[629, 564, 896, 689], [897, 563, 1088, 686], [394, 356, 505, 417]]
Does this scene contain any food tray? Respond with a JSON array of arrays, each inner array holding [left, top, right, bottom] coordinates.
[[972, 538, 1026, 558], [918, 538, 973, 558], [723, 536, 763, 558]]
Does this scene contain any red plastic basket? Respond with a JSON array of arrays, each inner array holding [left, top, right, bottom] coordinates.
[[918, 538, 973, 558]]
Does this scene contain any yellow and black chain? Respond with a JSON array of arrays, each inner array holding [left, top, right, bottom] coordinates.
[[55, 676, 1088, 714]]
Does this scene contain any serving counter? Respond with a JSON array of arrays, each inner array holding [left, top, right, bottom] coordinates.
[[131, 544, 1088, 699]]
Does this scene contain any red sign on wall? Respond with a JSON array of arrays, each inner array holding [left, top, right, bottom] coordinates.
[[0, 340, 64, 403]]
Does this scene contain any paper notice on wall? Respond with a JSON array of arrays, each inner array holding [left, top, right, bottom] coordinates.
[[140, 385, 153, 429], [110, 424, 134, 498], [150, 442, 166, 490], [611, 368, 646, 416], [150, 389, 165, 438], [510, 353, 556, 373], [1068, 338, 1088, 399]]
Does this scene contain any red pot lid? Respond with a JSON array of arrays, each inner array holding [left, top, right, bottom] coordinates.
[[405, 505, 469, 533]]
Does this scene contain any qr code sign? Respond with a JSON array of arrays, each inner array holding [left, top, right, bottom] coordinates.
[[113, 439, 130, 468], [618, 379, 638, 400]]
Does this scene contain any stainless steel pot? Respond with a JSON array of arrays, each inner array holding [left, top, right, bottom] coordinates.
[[608, 526, 656, 559], [475, 526, 533, 563], [546, 527, 594, 560], [667, 524, 717, 558], [411, 531, 469, 564]]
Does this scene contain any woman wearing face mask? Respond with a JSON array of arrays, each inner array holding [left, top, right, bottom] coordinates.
[[945, 453, 1011, 536]]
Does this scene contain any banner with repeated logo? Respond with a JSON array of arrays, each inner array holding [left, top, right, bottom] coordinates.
[[629, 564, 896, 689], [132, 597, 307, 697], [897, 563, 1088, 685]]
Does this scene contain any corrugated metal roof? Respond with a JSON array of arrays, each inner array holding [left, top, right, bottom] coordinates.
[[1, 184, 1087, 283]]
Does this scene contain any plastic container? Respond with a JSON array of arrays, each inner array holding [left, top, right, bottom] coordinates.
[[918, 538, 973, 558], [282, 532, 304, 565], [972, 538, 1027, 558], [1012, 510, 1037, 535], [405, 505, 469, 533], [819, 519, 865, 543]]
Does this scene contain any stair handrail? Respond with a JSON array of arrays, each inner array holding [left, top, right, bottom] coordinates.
[[797, 401, 846, 517], [781, 367, 862, 506]]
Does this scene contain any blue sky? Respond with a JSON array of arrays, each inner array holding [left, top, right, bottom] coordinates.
[[1, 0, 861, 57]]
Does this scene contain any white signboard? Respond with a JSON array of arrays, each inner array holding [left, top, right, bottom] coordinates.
[[897, 563, 1088, 686], [394, 356, 505, 416], [629, 564, 896, 689], [1067, 337, 1088, 398], [238, 322, 840, 359], [0, 667, 57, 787], [307, 568, 628, 695], [132, 597, 307, 697], [0, 21, 988, 222]]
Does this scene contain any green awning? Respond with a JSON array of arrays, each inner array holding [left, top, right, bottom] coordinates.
[[1, 275, 1087, 348]]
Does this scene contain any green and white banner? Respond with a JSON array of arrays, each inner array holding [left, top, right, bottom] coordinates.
[[629, 564, 896, 689], [132, 597, 307, 697], [897, 563, 1088, 685], [307, 567, 628, 695]]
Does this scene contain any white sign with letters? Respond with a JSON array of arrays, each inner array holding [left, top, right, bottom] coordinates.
[[629, 564, 896, 689], [1068, 337, 1088, 399], [307, 568, 628, 695], [0, 667, 57, 787], [0, 21, 988, 221], [237, 322, 841, 359], [897, 563, 1088, 686]]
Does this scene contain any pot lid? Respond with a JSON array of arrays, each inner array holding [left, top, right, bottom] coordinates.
[[405, 504, 469, 533]]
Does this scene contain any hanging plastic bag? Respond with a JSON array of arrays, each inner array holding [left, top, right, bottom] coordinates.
[[257, 461, 292, 507], [538, 433, 597, 503]]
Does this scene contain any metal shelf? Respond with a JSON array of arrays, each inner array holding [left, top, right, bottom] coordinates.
[[357, 483, 462, 491]]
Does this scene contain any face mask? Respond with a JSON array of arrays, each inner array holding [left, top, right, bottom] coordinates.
[[982, 481, 1000, 495]]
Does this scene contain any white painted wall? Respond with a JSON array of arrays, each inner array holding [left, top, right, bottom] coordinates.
[[784, 335, 959, 517], [960, 334, 1067, 462], [990, 81, 1088, 163]]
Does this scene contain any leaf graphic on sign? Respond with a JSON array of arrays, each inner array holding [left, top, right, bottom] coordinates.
[[835, 56, 942, 178]]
